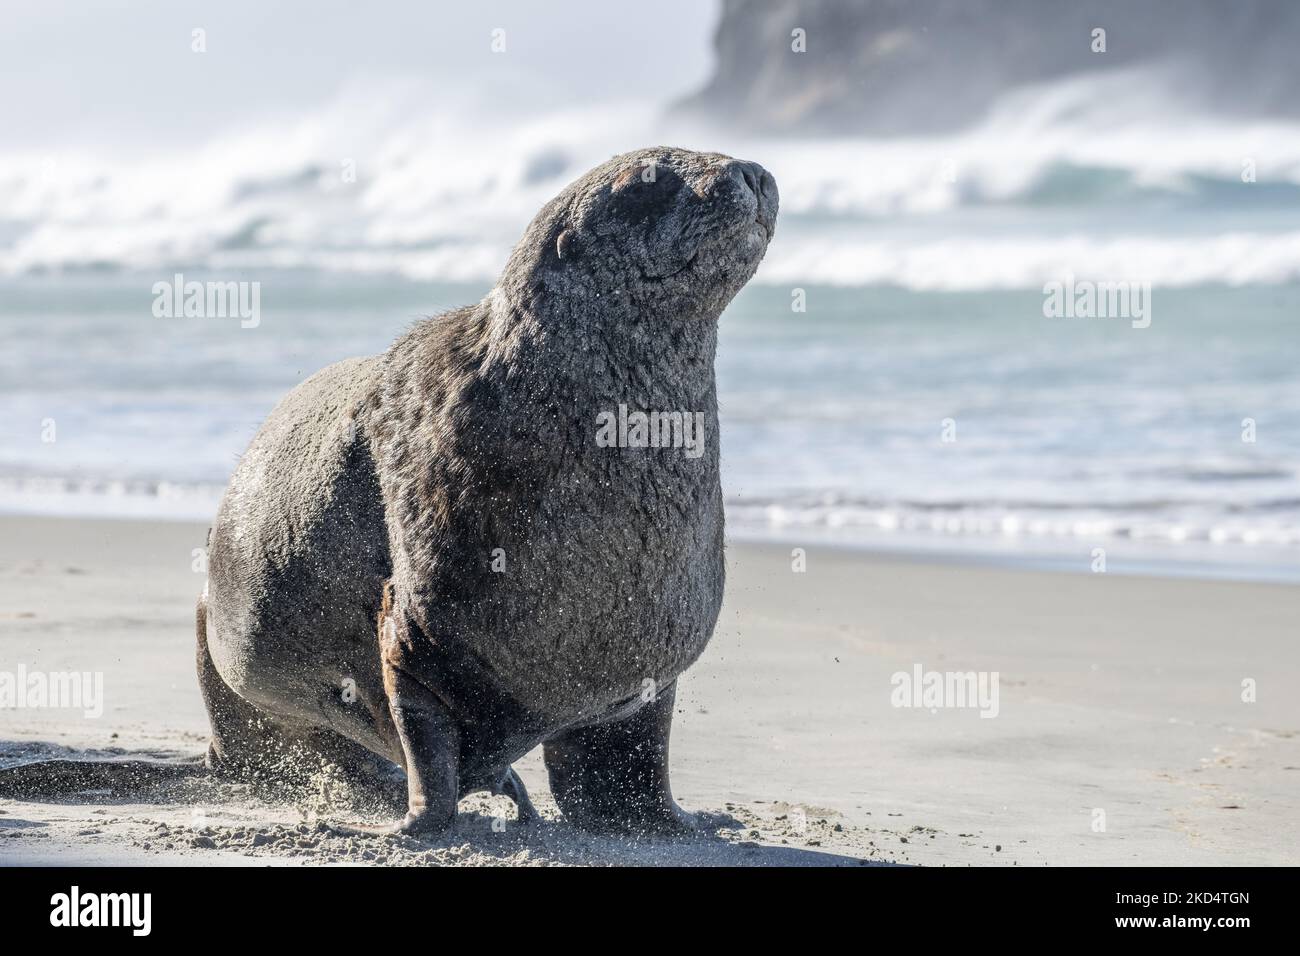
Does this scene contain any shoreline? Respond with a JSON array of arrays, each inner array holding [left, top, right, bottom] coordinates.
[[1, 508, 1296, 586], [2, 513, 1298, 865]]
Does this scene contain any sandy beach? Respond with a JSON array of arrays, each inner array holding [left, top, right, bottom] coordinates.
[[1, 513, 1297, 866]]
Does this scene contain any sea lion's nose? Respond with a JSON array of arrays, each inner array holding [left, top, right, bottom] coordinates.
[[736, 162, 761, 198], [726, 159, 779, 233]]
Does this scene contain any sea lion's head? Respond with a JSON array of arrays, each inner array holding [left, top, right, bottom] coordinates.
[[499, 146, 778, 324]]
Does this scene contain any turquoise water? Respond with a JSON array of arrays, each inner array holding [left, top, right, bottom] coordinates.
[[1, 273, 1297, 580], [718, 282, 1300, 579]]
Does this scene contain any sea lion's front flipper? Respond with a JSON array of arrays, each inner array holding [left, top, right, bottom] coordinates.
[[543, 682, 696, 836], [384, 666, 460, 835], [380, 603, 461, 835]]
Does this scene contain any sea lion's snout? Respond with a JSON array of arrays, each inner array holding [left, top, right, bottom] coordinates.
[[716, 159, 779, 238]]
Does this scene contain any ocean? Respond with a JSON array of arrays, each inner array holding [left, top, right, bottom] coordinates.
[[2, 70, 1298, 581]]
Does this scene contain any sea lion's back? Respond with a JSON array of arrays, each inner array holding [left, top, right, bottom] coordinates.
[[205, 356, 391, 723]]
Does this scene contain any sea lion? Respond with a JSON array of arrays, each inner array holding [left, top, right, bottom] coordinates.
[[3, 146, 778, 835]]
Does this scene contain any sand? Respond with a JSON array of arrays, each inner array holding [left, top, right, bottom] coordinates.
[[1, 514, 1297, 866]]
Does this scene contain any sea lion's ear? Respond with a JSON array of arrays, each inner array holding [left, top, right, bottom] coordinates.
[[556, 228, 577, 261]]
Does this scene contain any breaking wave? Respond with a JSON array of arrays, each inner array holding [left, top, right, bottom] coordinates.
[[4, 68, 1300, 288]]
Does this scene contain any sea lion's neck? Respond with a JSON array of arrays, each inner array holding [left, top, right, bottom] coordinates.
[[486, 286, 721, 409]]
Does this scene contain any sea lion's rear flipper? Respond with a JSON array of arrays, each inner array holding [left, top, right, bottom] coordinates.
[[0, 592, 260, 803], [0, 756, 205, 800], [0, 594, 229, 802]]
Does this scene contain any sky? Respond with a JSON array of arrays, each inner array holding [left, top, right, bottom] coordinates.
[[2, 0, 720, 148]]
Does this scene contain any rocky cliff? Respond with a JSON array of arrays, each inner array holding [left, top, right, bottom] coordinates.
[[676, 0, 1300, 134]]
